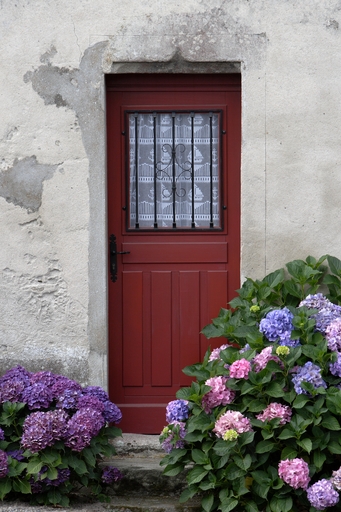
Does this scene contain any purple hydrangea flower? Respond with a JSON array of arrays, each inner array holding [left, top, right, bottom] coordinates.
[[64, 407, 105, 451], [30, 371, 56, 388], [50, 375, 82, 400], [45, 468, 71, 487], [259, 308, 296, 344], [291, 362, 327, 395], [329, 352, 341, 377], [7, 449, 25, 461], [77, 395, 105, 412], [239, 343, 251, 354], [307, 479, 339, 510], [0, 365, 31, 403], [166, 400, 189, 423], [55, 388, 82, 410], [160, 422, 187, 453], [82, 386, 110, 403], [209, 344, 230, 361], [0, 429, 5, 441], [0, 450, 8, 478], [21, 382, 53, 410], [22, 409, 68, 453], [101, 466, 123, 484], [102, 401, 122, 424], [299, 293, 333, 310]]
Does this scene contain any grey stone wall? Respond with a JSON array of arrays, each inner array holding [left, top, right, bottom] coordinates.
[[1, 0, 341, 386]]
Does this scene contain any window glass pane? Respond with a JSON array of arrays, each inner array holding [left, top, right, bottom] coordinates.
[[128, 111, 220, 229]]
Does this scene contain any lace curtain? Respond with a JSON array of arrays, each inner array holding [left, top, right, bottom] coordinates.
[[128, 111, 220, 229]]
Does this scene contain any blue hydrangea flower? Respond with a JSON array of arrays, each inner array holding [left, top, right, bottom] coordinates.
[[291, 362, 327, 395], [259, 308, 299, 345], [329, 352, 341, 377], [166, 400, 189, 423], [307, 479, 339, 510], [102, 401, 122, 424], [314, 308, 341, 334]]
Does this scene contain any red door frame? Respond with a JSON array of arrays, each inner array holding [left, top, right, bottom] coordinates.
[[106, 74, 241, 433]]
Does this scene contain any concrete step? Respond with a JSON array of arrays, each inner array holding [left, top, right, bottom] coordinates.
[[109, 434, 188, 497]]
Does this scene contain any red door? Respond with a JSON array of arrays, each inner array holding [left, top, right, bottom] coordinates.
[[106, 74, 241, 433]]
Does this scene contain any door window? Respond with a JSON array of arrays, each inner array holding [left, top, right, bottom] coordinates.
[[127, 111, 221, 230]]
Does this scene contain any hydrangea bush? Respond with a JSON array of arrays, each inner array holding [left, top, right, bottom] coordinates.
[[0, 366, 123, 506], [160, 255, 341, 512]]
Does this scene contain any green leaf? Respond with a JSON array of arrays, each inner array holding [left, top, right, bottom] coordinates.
[[281, 446, 297, 459], [176, 387, 192, 400], [277, 429, 296, 440], [313, 450, 326, 469], [163, 463, 184, 477], [26, 460, 43, 475], [234, 454, 252, 471], [219, 498, 238, 512], [297, 438, 312, 453], [321, 415, 341, 430], [191, 449, 208, 465], [252, 482, 270, 499], [40, 450, 62, 466], [187, 413, 212, 433], [82, 447, 97, 467], [184, 431, 205, 442], [202, 492, 214, 512], [244, 501, 259, 512], [328, 255, 341, 277], [225, 464, 246, 480], [179, 487, 197, 503], [256, 440, 275, 453], [68, 456, 88, 475], [47, 467, 58, 481], [187, 465, 208, 485], [292, 394, 311, 409], [328, 441, 341, 454], [0, 478, 12, 499], [12, 478, 31, 495], [238, 431, 255, 447], [270, 495, 293, 512], [47, 488, 62, 505], [265, 382, 285, 398]]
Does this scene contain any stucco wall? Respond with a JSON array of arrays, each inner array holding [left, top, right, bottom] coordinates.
[[1, 0, 341, 387]]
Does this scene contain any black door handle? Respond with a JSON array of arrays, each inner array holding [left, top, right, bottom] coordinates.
[[109, 234, 130, 282]]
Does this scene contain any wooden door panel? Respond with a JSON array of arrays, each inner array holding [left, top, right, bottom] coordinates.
[[107, 74, 241, 433], [121, 242, 227, 263], [122, 272, 143, 387], [151, 271, 172, 386]]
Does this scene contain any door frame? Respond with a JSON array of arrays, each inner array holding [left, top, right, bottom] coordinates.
[[105, 73, 241, 431]]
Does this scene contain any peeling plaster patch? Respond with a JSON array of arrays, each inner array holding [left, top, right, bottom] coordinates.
[[23, 42, 107, 167], [0, 156, 59, 212], [40, 45, 57, 64], [326, 19, 339, 29]]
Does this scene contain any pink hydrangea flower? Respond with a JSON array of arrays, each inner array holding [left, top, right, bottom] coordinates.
[[256, 402, 292, 425], [209, 344, 230, 362], [253, 346, 282, 373], [229, 358, 251, 379], [202, 376, 235, 413], [278, 458, 310, 489], [213, 410, 252, 438]]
